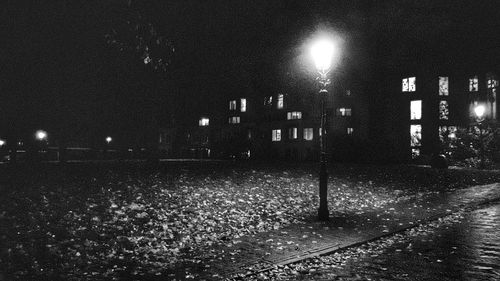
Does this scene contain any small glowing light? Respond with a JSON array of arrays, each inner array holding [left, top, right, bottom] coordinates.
[[311, 38, 336, 73], [0, 139, 5, 146], [474, 105, 486, 119], [106, 136, 112, 143], [199, 117, 209, 126], [35, 130, 47, 141]]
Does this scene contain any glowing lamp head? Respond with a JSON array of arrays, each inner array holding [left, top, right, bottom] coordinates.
[[311, 38, 335, 73], [106, 136, 112, 143], [0, 139, 5, 146], [474, 105, 486, 119], [35, 130, 47, 141]]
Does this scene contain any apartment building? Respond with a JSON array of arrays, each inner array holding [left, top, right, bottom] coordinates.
[[394, 71, 499, 160]]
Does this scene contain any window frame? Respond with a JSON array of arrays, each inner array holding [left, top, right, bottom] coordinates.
[[303, 128, 313, 140], [228, 116, 240, 124], [277, 94, 284, 109], [410, 100, 422, 120], [336, 107, 352, 117], [272, 129, 281, 141], [199, 117, 210, 126], [240, 98, 246, 112], [402, 77, 416, 92], [287, 111, 302, 120], [229, 100, 237, 110], [439, 76, 449, 96]]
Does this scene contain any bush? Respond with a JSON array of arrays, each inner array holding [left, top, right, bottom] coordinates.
[[441, 122, 500, 169], [430, 154, 448, 169]]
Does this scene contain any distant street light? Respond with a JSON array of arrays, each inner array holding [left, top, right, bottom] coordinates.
[[0, 139, 5, 147], [35, 130, 48, 141], [474, 104, 485, 120], [474, 104, 486, 169], [311, 37, 338, 221], [106, 136, 112, 144]]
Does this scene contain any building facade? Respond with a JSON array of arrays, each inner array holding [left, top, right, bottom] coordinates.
[[394, 71, 499, 161]]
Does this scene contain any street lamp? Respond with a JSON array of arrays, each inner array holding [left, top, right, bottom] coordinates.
[[35, 130, 48, 141], [474, 104, 485, 121], [474, 104, 486, 169], [106, 136, 112, 144], [311, 38, 337, 221], [0, 139, 5, 147]]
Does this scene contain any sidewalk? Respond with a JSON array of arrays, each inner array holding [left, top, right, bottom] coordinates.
[[177, 182, 500, 280]]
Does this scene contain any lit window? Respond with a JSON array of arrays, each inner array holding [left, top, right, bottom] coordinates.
[[319, 128, 323, 136], [240, 98, 246, 112], [410, 100, 422, 120], [469, 76, 478, 92], [303, 128, 313, 140], [272, 129, 281, 141], [264, 96, 272, 107], [487, 74, 498, 119], [439, 101, 449, 120], [277, 94, 284, 109], [402, 77, 416, 92], [439, 76, 449, 96], [411, 148, 420, 159], [439, 126, 457, 142], [229, 100, 237, 110], [409, 77, 416, 91], [199, 117, 209, 126], [336, 108, 352, 116], [346, 89, 351, 96], [347, 127, 354, 135], [288, 127, 298, 139], [488, 78, 499, 89], [287, 111, 302, 120], [410, 125, 422, 147], [228, 116, 240, 124]]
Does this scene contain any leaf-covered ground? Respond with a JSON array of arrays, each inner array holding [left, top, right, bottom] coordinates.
[[1, 162, 499, 280]]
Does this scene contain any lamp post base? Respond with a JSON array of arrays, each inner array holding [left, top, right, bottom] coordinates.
[[318, 160, 329, 221], [318, 207, 329, 221]]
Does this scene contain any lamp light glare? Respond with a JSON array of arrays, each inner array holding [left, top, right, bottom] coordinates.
[[106, 136, 112, 143], [474, 105, 486, 119], [311, 39, 335, 73], [0, 139, 5, 146], [35, 130, 47, 141]]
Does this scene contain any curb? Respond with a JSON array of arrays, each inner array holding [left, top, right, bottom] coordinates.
[[233, 192, 500, 280]]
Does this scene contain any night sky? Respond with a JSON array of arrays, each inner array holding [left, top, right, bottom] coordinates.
[[1, 0, 500, 146]]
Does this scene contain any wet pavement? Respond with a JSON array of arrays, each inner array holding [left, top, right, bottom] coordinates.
[[259, 203, 500, 280], [350, 203, 500, 281], [188, 183, 500, 280]]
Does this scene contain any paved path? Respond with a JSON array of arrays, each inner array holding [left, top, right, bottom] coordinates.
[[290, 202, 500, 280], [177, 183, 500, 280]]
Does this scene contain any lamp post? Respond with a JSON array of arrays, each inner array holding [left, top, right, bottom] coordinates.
[[474, 104, 486, 169], [311, 38, 336, 221], [103, 136, 112, 160], [34, 130, 48, 163]]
